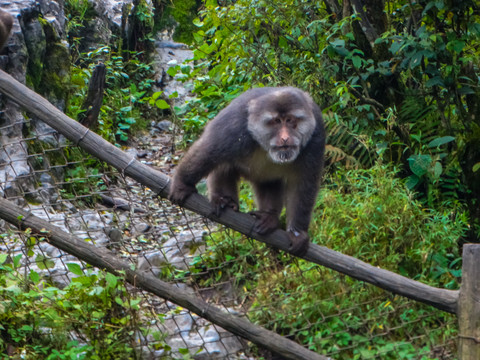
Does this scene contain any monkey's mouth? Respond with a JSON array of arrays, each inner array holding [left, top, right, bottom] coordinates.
[[270, 146, 299, 164]]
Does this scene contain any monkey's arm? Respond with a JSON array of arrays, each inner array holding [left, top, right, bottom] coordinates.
[[169, 116, 254, 204], [169, 137, 217, 203], [285, 138, 325, 255]]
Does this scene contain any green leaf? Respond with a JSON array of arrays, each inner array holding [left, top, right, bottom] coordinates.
[[447, 40, 465, 54], [152, 91, 163, 100], [180, 65, 191, 74], [105, 272, 118, 288], [155, 99, 170, 109], [0, 253, 7, 265], [330, 39, 345, 47], [36, 255, 55, 270], [427, 136, 455, 148], [425, 76, 444, 87], [120, 106, 132, 112], [389, 40, 403, 54], [409, 51, 424, 68], [192, 18, 203, 27], [352, 56, 362, 68], [13, 254, 21, 267], [473, 163, 480, 173], [406, 175, 420, 189], [67, 263, 84, 276], [115, 297, 124, 306], [29, 269, 40, 284], [433, 161, 443, 179], [166, 66, 179, 77], [408, 155, 432, 177], [20, 325, 33, 332], [458, 86, 475, 95]]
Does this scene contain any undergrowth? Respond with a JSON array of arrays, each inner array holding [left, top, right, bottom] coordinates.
[[188, 164, 466, 359]]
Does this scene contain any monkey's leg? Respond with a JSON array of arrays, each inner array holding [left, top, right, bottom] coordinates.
[[284, 177, 319, 255], [207, 165, 240, 217], [251, 180, 283, 235]]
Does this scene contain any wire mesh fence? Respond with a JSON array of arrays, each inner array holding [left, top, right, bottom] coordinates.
[[0, 104, 459, 358]]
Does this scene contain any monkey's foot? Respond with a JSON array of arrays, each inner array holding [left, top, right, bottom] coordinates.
[[287, 229, 310, 256], [250, 210, 280, 235], [210, 195, 239, 217]]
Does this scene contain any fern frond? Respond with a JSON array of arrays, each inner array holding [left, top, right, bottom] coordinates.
[[324, 114, 375, 168], [325, 144, 361, 169]]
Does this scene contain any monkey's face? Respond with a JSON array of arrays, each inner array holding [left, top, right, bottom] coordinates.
[[247, 92, 316, 164]]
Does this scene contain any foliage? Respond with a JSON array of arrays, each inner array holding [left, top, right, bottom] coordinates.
[[0, 242, 167, 359], [191, 165, 466, 358], [173, 0, 480, 235], [312, 165, 466, 286], [68, 46, 155, 143], [154, 0, 201, 44]]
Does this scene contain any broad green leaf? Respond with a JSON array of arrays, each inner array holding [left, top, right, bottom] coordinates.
[[427, 136, 455, 148], [105, 272, 118, 288], [406, 175, 420, 189], [352, 56, 362, 68], [389, 40, 403, 54], [29, 269, 40, 284], [408, 155, 432, 177], [152, 91, 163, 100], [155, 99, 170, 109], [425, 76, 444, 87], [67, 262, 84, 276], [166, 66, 179, 77], [36, 255, 55, 270]]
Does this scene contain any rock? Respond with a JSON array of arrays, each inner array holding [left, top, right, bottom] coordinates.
[[105, 227, 124, 243], [153, 120, 173, 132], [37, 172, 59, 206], [91, 0, 133, 28], [153, 35, 194, 107]]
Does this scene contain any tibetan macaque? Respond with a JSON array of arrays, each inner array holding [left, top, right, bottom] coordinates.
[[169, 87, 325, 255], [0, 9, 13, 50]]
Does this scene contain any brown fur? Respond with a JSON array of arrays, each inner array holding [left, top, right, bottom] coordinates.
[[0, 9, 13, 50], [169, 87, 325, 255]]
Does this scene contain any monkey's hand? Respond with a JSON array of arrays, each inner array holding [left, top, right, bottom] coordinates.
[[210, 194, 239, 217], [287, 229, 310, 256], [251, 210, 281, 235], [168, 179, 197, 204]]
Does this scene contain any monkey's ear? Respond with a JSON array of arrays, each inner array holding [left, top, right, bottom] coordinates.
[[303, 92, 315, 110], [247, 99, 257, 115]]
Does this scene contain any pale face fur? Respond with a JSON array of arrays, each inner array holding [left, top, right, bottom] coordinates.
[[247, 88, 316, 164]]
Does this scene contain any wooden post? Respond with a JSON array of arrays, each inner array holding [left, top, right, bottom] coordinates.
[[458, 244, 480, 359]]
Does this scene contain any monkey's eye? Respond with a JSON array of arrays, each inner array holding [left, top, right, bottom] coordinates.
[[286, 117, 297, 128]]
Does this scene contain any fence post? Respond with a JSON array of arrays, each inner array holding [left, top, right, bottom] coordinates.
[[458, 244, 480, 359]]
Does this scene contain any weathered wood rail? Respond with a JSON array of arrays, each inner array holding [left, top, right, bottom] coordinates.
[[1, 69, 479, 359], [0, 197, 328, 360], [0, 69, 458, 313]]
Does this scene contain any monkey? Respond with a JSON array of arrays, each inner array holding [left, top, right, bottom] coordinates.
[[0, 9, 13, 51], [169, 87, 325, 255]]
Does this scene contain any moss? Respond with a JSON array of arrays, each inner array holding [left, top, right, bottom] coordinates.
[[40, 42, 71, 101]]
